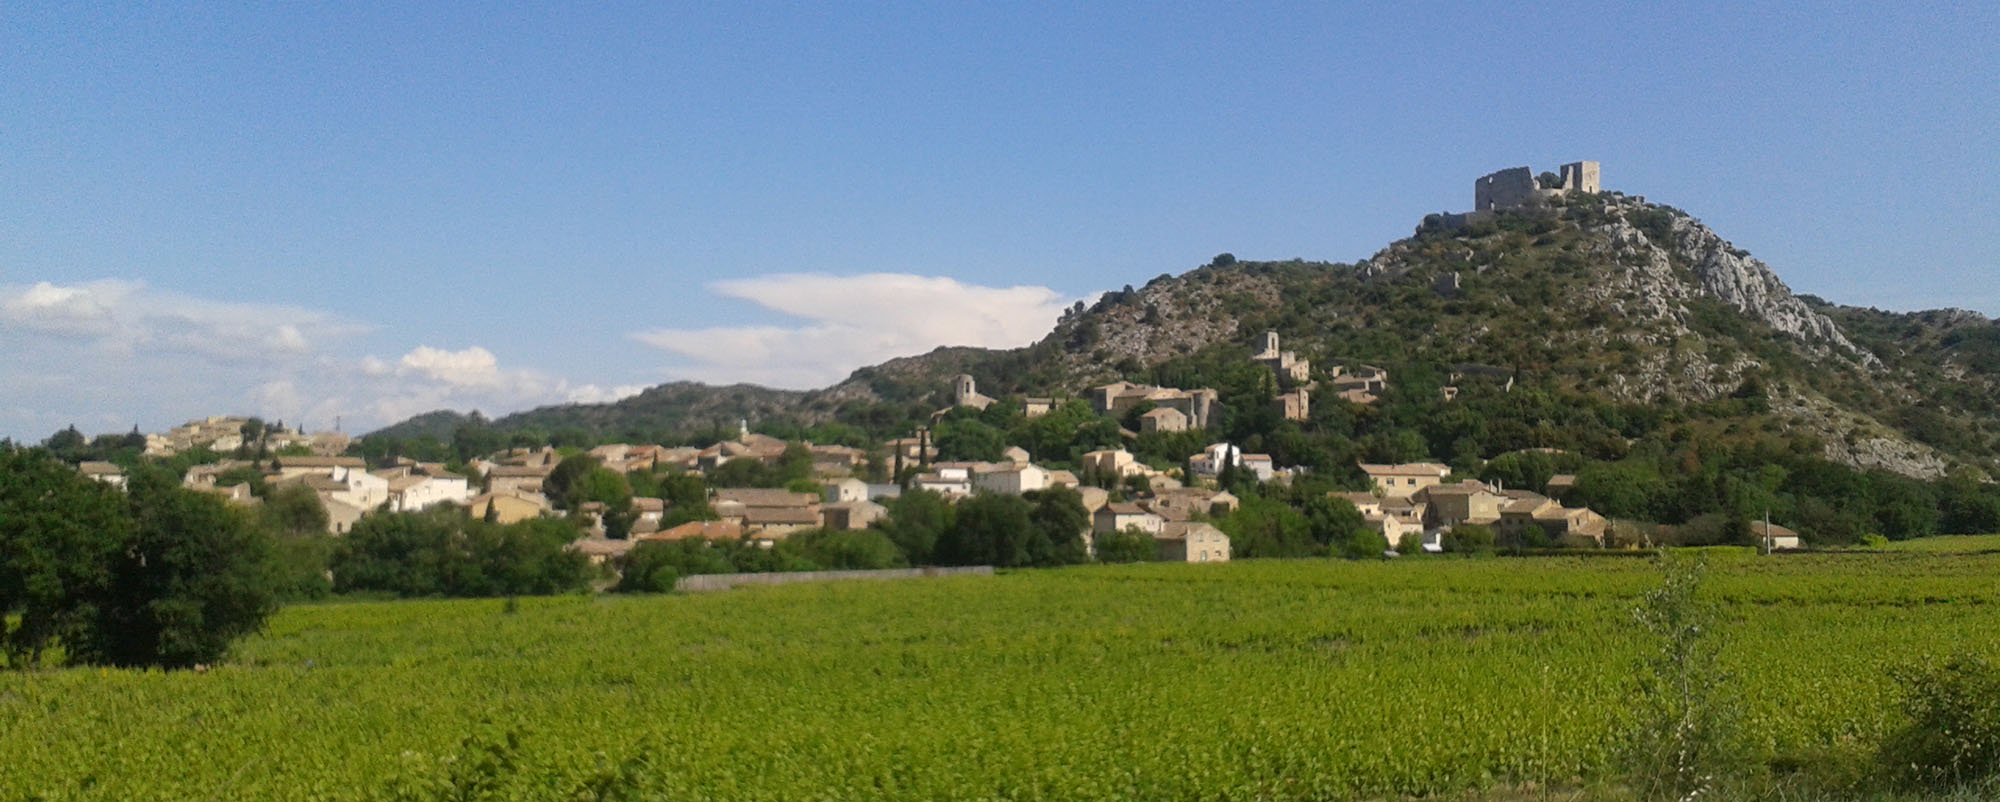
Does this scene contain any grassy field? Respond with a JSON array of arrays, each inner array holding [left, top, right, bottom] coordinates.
[[2, 551, 1996, 800], [1879, 533, 2000, 552]]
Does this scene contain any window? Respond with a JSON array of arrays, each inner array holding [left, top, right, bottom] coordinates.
[[1198, 551, 1208, 561]]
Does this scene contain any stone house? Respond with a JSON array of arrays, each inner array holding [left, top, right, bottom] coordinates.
[[1250, 331, 1311, 384], [1752, 521, 1802, 550], [1080, 449, 1144, 479], [487, 464, 554, 496], [1147, 487, 1240, 520], [646, 520, 743, 542], [1091, 382, 1220, 429], [823, 477, 870, 504], [821, 500, 888, 531], [742, 506, 821, 541], [972, 464, 1051, 496], [1189, 443, 1276, 482], [1272, 388, 1310, 422], [1359, 462, 1451, 499], [1334, 491, 1427, 549], [1156, 521, 1231, 563], [1093, 502, 1163, 536], [1419, 481, 1506, 528], [77, 461, 126, 490], [272, 455, 367, 479], [710, 486, 823, 541], [1139, 406, 1189, 433]]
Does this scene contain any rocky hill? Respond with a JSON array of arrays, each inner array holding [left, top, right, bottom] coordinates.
[[371, 192, 1997, 479]]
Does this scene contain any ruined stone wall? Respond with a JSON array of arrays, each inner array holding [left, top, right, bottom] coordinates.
[[1560, 161, 1600, 193], [1473, 167, 1539, 211]]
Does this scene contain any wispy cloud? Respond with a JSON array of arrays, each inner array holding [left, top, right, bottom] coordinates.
[[631, 273, 1079, 388], [0, 280, 638, 438], [1, 279, 369, 362]]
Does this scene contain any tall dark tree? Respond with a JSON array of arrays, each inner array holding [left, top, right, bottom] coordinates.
[[0, 449, 129, 667], [73, 465, 279, 668]]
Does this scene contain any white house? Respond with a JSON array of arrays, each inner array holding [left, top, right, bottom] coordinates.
[[1189, 443, 1276, 481], [1093, 503, 1163, 536], [972, 464, 1050, 496]]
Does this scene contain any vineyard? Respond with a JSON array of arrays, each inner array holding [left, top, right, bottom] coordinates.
[[3, 549, 1997, 800]]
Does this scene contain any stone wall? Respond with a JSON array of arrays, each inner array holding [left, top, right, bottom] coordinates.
[[1472, 161, 1600, 211], [1473, 167, 1539, 211]]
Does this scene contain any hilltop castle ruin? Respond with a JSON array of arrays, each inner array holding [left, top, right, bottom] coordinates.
[[1472, 161, 1599, 211]]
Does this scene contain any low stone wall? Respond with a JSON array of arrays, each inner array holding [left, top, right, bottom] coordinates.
[[674, 565, 995, 593]]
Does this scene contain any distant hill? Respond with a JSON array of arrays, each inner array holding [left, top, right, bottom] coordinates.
[[371, 192, 1998, 479]]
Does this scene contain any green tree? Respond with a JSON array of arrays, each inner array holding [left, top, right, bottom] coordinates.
[[612, 542, 684, 593], [74, 466, 280, 668], [1218, 495, 1316, 558], [786, 528, 904, 570], [935, 493, 1037, 567], [542, 454, 601, 510], [1025, 486, 1093, 566], [935, 418, 1006, 462], [0, 449, 129, 667], [42, 425, 87, 462], [879, 489, 954, 564], [1302, 495, 1368, 550], [1094, 526, 1157, 563], [259, 483, 330, 538]]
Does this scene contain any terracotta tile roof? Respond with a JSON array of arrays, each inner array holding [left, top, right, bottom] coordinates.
[[1359, 462, 1451, 477], [277, 455, 365, 469], [713, 488, 816, 507], [647, 520, 743, 541], [744, 506, 821, 526]]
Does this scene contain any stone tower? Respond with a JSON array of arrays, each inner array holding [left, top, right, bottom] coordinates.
[[1559, 161, 1600, 193]]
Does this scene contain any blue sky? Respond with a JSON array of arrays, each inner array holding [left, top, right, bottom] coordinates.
[[3, 2, 1995, 439]]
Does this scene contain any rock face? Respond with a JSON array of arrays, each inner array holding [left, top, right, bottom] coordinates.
[[1661, 214, 1877, 366]]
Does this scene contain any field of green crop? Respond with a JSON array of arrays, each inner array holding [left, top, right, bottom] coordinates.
[[1880, 533, 2000, 552], [3, 551, 1997, 800]]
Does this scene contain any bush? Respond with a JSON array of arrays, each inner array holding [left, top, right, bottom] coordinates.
[[1624, 553, 1747, 800], [1879, 654, 2000, 789], [612, 542, 684, 593], [1441, 524, 1495, 554], [1095, 526, 1156, 563]]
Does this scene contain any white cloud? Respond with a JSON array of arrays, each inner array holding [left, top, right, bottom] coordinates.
[[398, 345, 503, 388], [0, 279, 646, 438], [631, 273, 1077, 388], [0, 279, 365, 362], [565, 383, 648, 404]]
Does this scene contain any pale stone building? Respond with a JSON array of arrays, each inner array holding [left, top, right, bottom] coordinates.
[[1359, 462, 1451, 499], [1251, 331, 1311, 383], [972, 464, 1051, 496], [1156, 521, 1231, 563], [1139, 406, 1189, 433]]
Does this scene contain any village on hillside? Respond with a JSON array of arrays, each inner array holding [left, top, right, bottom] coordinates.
[[65, 327, 1783, 578]]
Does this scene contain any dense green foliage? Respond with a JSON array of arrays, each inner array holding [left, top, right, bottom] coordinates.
[[0, 451, 280, 669], [1879, 654, 2000, 789], [2, 553, 1996, 798], [330, 507, 594, 598]]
